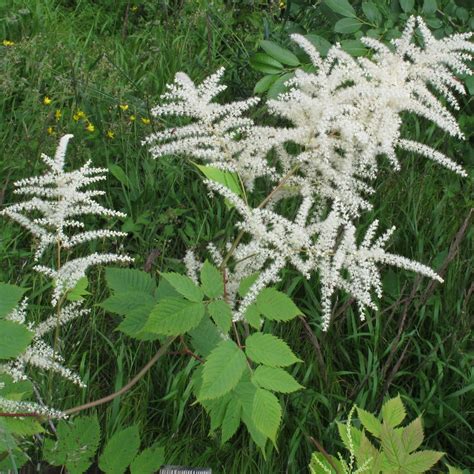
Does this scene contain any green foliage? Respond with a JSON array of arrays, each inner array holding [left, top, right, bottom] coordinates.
[[245, 332, 302, 367], [309, 396, 451, 473], [0, 320, 32, 360], [255, 288, 302, 322], [66, 276, 91, 302], [0, 283, 26, 318]]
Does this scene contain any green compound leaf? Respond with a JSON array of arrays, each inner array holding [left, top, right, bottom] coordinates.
[[99, 425, 140, 474], [256, 288, 301, 322], [254, 74, 278, 94], [0, 321, 33, 360], [200, 261, 224, 299], [238, 273, 260, 297], [357, 406, 382, 437], [199, 340, 248, 400], [245, 333, 301, 367], [221, 400, 241, 444], [334, 17, 363, 33], [324, 0, 357, 18], [100, 292, 155, 316], [260, 40, 300, 66], [208, 299, 232, 333], [0, 283, 26, 319], [381, 394, 406, 428], [252, 366, 303, 393], [105, 267, 156, 295], [146, 298, 205, 336], [402, 417, 424, 453], [249, 53, 284, 74], [130, 444, 165, 474], [244, 303, 261, 329], [66, 276, 90, 302], [403, 450, 444, 472], [380, 423, 406, 467], [161, 273, 203, 302], [251, 388, 282, 445]]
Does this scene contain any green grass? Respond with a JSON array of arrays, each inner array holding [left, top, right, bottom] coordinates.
[[1, 1, 473, 472]]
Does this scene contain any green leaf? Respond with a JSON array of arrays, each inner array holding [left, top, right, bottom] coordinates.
[[334, 17, 363, 33], [195, 164, 243, 203], [304, 34, 331, 56], [267, 72, 294, 99], [249, 53, 284, 74], [254, 74, 278, 94], [245, 333, 301, 367], [399, 0, 414, 13], [340, 39, 367, 56], [200, 261, 223, 298], [130, 444, 165, 474], [447, 465, 464, 474], [380, 423, 407, 468], [189, 317, 222, 357], [251, 388, 281, 444], [252, 366, 303, 393], [66, 276, 90, 302], [310, 452, 344, 473], [402, 417, 424, 453], [199, 340, 248, 400], [0, 283, 26, 318], [404, 450, 444, 472], [44, 415, 100, 474], [146, 298, 205, 335], [381, 395, 406, 428], [99, 425, 140, 474], [105, 267, 156, 295], [324, 0, 357, 17], [108, 164, 130, 187], [100, 292, 155, 316], [161, 273, 203, 302], [117, 304, 158, 340], [362, 2, 382, 24], [256, 288, 301, 322], [238, 273, 260, 297], [221, 400, 241, 444], [337, 422, 362, 453], [244, 304, 261, 329], [0, 321, 33, 359], [357, 406, 382, 437], [208, 300, 232, 333], [422, 0, 437, 15], [260, 40, 300, 66]]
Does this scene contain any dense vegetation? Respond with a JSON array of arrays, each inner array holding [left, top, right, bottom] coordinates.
[[0, 1, 472, 472]]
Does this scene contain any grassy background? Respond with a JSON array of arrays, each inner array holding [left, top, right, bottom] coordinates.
[[0, 0, 472, 472]]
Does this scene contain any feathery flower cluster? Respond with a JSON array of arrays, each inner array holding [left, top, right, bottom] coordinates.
[[146, 18, 471, 330]]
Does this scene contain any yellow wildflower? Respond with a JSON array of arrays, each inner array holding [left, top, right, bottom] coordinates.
[[47, 126, 54, 135], [73, 110, 86, 121], [106, 130, 115, 139], [2, 40, 15, 47], [55, 109, 62, 121], [43, 96, 52, 105], [141, 117, 151, 125], [129, 115, 136, 122], [86, 122, 95, 132], [119, 104, 129, 111], [131, 5, 138, 12]]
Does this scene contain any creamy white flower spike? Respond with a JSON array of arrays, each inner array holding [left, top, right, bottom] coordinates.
[[148, 17, 471, 330]]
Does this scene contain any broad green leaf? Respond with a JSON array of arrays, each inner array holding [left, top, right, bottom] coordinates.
[[256, 288, 301, 322], [99, 425, 140, 474], [380, 423, 407, 467], [3, 417, 44, 436], [199, 340, 248, 400], [402, 417, 424, 453], [66, 276, 90, 302], [304, 34, 331, 56], [252, 366, 303, 393], [44, 415, 100, 474], [146, 298, 205, 335], [447, 465, 464, 474], [267, 72, 294, 99], [337, 422, 362, 452], [130, 444, 165, 474], [100, 292, 155, 316], [0, 448, 28, 472], [117, 304, 158, 340], [324, 0, 357, 17], [244, 303, 261, 329], [357, 406, 382, 437], [195, 164, 243, 202], [254, 74, 278, 94], [260, 40, 300, 66], [200, 261, 223, 298], [0, 321, 33, 359], [334, 18, 363, 33], [310, 452, 344, 473], [161, 273, 203, 302], [245, 333, 301, 367], [251, 388, 281, 444], [362, 2, 382, 24], [208, 299, 232, 333], [403, 450, 444, 472], [381, 395, 406, 428], [399, 0, 414, 13], [249, 53, 284, 74], [357, 431, 383, 471], [422, 0, 437, 15], [108, 164, 130, 187], [340, 39, 367, 56], [238, 273, 260, 297], [221, 400, 241, 444], [189, 317, 222, 357], [105, 267, 156, 295], [208, 394, 231, 431], [0, 283, 26, 318]]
